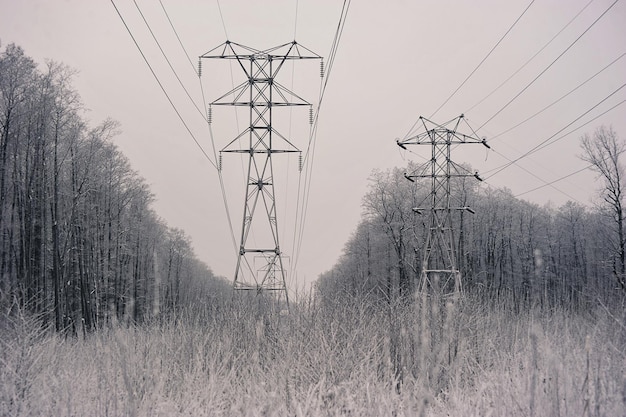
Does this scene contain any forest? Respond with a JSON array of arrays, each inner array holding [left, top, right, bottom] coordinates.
[[1, 43, 625, 416], [317, 154, 624, 310], [0, 43, 231, 333]]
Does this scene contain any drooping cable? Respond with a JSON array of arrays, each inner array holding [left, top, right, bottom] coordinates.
[[132, 0, 204, 118], [485, 84, 625, 179], [291, 0, 351, 273], [478, 0, 621, 131], [478, 98, 624, 204], [293, 0, 299, 39], [216, 0, 229, 39], [525, 99, 626, 163], [473, 96, 625, 203], [427, 0, 536, 120], [158, 0, 196, 72], [488, 52, 625, 143], [199, 68, 240, 259], [158, 0, 239, 259], [488, 147, 582, 202], [465, 0, 595, 114], [514, 165, 592, 198], [291, 0, 350, 274], [110, 0, 217, 170], [283, 0, 301, 276]]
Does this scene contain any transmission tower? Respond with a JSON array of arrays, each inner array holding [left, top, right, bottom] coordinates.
[[200, 41, 321, 307], [397, 115, 489, 295]]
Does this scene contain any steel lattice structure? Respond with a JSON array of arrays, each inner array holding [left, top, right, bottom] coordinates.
[[397, 115, 489, 295], [200, 41, 321, 306]]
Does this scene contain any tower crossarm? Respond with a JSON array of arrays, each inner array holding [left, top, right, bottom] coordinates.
[[396, 115, 490, 149]]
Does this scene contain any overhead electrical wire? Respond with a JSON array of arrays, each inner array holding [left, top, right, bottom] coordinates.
[[292, 0, 351, 274], [402, 0, 535, 140], [199, 5, 245, 266], [382, 0, 534, 142], [134, 0, 243, 276], [396, 1, 622, 206], [158, 0, 197, 73], [465, 0, 595, 114], [208, 5, 259, 272], [157, 0, 240, 258], [488, 52, 625, 143], [477, 0, 621, 131], [293, 0, 299, 38], [466, 0, 622, 202], [456, 94, 625, 204], [110, 0, 217, 170], [285, 0, 301, 285], [488, 149, 582, 202], [216, 0, 229, 39], [132, 0, 205, 118], [524, 99, 626, 163], [478, 98, 625, 203], [294, 0, 351, 239], [485, 84, 626, 179], [430, 0, 536, 119], [137, 0, 240, 259], [118, 1, 623, 287], [291, 0, 351, 273], [514, 165, 592, 198], [211, 0, 245, 178]]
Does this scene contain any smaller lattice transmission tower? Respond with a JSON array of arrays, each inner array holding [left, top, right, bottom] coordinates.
[[397, 115, 489, 295], [200, 41, 322, 306]]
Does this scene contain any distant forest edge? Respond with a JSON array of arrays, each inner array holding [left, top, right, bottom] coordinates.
[[0, 43, 231, 332], [1, 43, 624, 334], [318, 129, 626, 310]]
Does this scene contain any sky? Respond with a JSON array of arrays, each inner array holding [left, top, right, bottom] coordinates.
[[1, 0, 625, 291]]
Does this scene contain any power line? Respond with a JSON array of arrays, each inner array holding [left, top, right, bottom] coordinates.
[[477, 0, 621, 131], [158, 1, 239, 257], [284, 0, 303, 274], [292, 0, 351, 272], [293, 0, 299, 39], [216, 0, 229, 39], [512, 98, 626, 159], [158, 0, 197, 73], [210, 127, 239, 255], [465, 0, 595, 114], [479, 98, 625, 204], [427, 0, 536, 120], [485, 85, 626, 178], [292, 0, 349, 271], [110, 0, 217, 170], [514, 165, 592, 198], [132, 0, 204, 119], [488, 52, 625, 143], [487, 147, 583, 202]]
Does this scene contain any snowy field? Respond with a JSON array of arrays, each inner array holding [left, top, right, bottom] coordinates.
[[1, 294, 624, 416]]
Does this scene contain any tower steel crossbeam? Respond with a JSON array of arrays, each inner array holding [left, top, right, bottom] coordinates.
[[397, 115, 489, 296], [200, 41, 321, 307]]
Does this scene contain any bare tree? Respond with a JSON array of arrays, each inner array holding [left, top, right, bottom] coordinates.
[[363, 167, 421, 299], [580, 126, 626, 291]]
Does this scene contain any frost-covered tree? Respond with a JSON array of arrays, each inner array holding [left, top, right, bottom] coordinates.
[[581, 126, 626, 291]]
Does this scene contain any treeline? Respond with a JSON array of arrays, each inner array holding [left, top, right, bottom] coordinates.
[[317, 156, 623, 311], [0, 43, 230, 332]]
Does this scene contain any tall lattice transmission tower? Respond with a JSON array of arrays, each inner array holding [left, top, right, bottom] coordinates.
[[200, 41, 322, 306], [397, 115, 489, 295]]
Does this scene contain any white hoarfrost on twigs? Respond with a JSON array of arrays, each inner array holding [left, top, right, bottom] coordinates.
[[1, 294, 625, 416]]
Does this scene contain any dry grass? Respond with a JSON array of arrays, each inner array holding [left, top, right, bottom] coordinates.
[[1, 294, 625, 416]]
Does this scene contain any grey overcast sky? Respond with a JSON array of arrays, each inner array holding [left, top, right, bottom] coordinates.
[[1, 0, 625, 290]]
